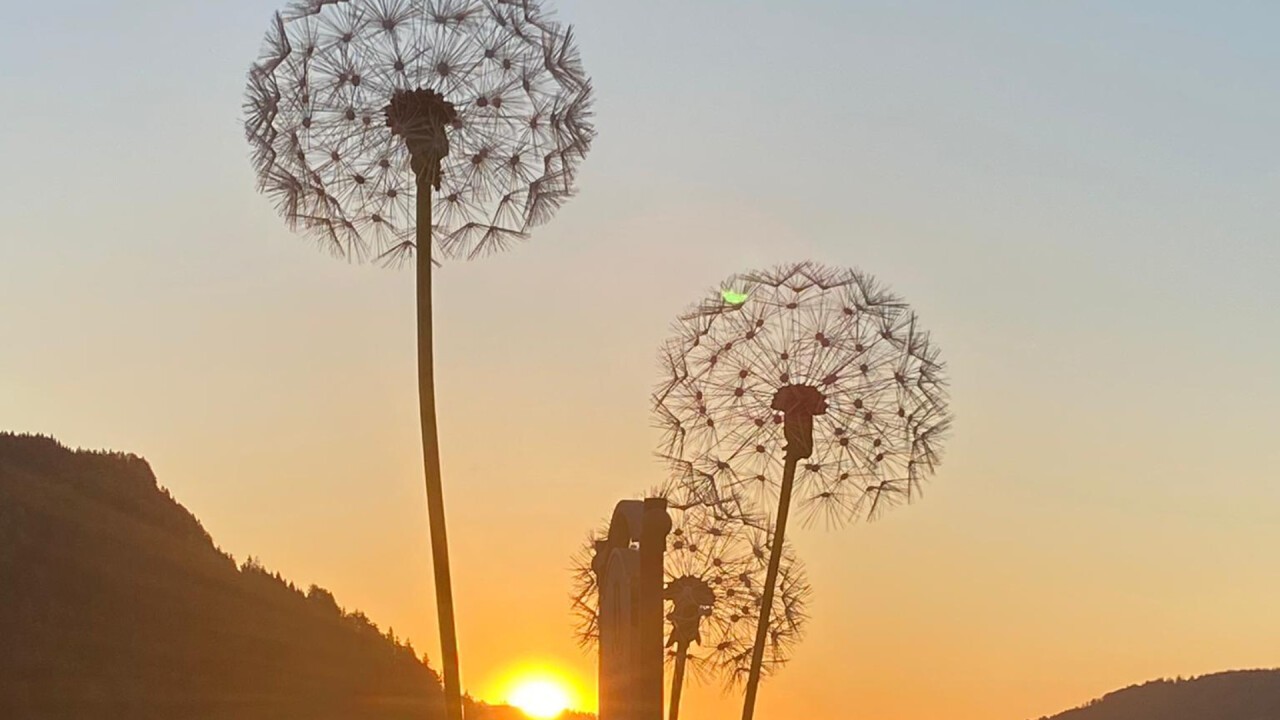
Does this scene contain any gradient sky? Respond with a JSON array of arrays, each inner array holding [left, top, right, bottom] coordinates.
[[2, 1, 1279, 718]]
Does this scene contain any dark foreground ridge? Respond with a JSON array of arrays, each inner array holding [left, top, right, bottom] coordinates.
[[1036, 669, 1280, 720], [0, 433, 586, 720]]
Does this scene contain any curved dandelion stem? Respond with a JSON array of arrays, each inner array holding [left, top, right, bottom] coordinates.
[[415, 165, 463, 720], [741, 454, 797, 720]]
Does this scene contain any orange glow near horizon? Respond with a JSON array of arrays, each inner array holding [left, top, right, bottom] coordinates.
[[496, 664, 583, 718]]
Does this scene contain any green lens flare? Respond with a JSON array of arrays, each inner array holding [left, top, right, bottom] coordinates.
[[721, 289, 749, 305]]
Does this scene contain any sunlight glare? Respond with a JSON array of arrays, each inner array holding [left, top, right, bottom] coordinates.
[[509, 678, 572, 719]]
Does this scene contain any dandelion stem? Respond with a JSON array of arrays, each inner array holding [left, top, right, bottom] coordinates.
[[669, 643, 689, 720], [740, 453, 798, 720], [416, 172, 464, 720]]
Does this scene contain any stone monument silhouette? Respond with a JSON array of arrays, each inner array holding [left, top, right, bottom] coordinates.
[[592, 497, 671, 720]]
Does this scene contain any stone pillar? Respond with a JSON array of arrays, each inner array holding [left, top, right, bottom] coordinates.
[[596, 538, 636, 720], [594, 498, 670, 720], [637, 497, 671, 720]]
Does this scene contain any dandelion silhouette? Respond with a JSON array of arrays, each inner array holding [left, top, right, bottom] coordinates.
[[244, 4, 593, 719], [245, 0, 594, 262], [654, 261, 951, 720], [570, 489, 809, 720]]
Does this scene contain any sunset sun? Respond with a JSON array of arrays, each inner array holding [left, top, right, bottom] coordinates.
[[508, 677, 573, 719]]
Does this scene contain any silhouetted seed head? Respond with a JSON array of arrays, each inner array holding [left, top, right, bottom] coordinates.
[[653, 262, 952, 528], [245, 0, 596, 263], [569, 488, 809, 689]]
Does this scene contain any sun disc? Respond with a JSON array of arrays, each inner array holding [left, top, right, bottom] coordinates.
[[509, 678, 571, 719]]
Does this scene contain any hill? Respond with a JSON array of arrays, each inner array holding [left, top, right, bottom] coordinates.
[[1036, 669, 1280, 720], [0, 432, 446, 719]]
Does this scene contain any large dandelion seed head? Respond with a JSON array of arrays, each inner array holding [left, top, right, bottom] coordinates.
[[654, 262, 952, 528], [245, 0, 595, 263], [570, 491, 809, 689]]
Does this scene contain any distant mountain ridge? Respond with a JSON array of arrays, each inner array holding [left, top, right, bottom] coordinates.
[[0, 432, 446, 719], [11, 432, 1270, 720], [1035, 669, 1280, 720]]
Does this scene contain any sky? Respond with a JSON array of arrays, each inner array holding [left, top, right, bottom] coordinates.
[[2, 1, 1279, 718]]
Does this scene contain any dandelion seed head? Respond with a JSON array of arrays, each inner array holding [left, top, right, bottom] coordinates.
[[245, 0, 595, 263]]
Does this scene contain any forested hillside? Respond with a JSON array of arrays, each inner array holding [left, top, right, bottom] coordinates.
[[1037, 670, 1280, 720], [0, 433, 444, 720]]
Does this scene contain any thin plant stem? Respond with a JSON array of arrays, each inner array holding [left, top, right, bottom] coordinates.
[[669, 644, 688, 720], [416, 176, 463, 720], [740, 453, 798, 720]]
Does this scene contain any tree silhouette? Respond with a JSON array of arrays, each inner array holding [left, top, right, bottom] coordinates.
[[653, 262, 951, 719], [244, 3, 594, 718], [570, 489, 809, 720]]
